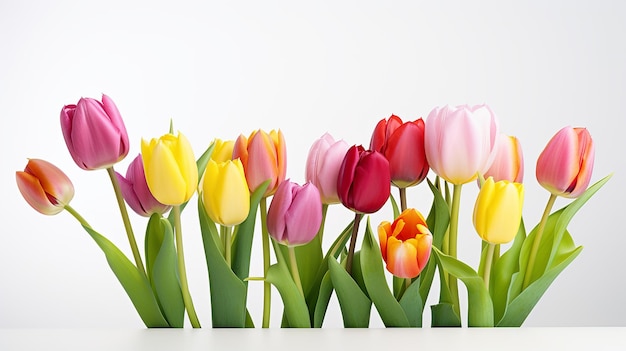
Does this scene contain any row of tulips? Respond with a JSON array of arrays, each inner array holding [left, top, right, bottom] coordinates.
[[16, 94, 610, 328]]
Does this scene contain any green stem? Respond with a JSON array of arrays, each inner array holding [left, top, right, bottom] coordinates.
[[482, 243, 496, 289], [345, 212, 363, 276], [318, 204, 329, 243], [260, 197, 271, 328], [106, 167, 145, 276], [448, 183, 463, 315], [64, 204, 91, 228], [523, 194, 557, 289], [222, 225, 232, 268], [288, 246, 304, 296], [399, 187, 407, 212], [173, 205, 201, 328]]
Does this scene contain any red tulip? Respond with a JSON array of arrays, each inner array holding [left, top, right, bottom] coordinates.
[[536, 126, 594, 198], [337, 145, 390, 214], [16, 159, 74, 215], [370, 115, 429, 188]]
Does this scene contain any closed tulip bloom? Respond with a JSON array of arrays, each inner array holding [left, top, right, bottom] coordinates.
[[233, 129, 286, 197], [60, 94, 129, 170], [378, 208, 432, 279], [337, 145, 391, 214], [424, 104, 499, 185], [473, 177, 524, 244], [200, 159, 250, 227], [115, 154, 171, 217], [210, 139, 235, 163], [484, 134, 524, 183], [16, 159, 74, 215], [267, 180, 322, 247], [141, 132, 198, 206], [536, 126, 594, 198], [370, 115, 429, 188], [305, 133, 350, 204]]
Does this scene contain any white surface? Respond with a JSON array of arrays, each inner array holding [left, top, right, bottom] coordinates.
[[2, 0, 625, 328]]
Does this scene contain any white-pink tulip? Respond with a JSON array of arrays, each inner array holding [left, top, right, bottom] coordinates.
[[305, 133, 350, 204]]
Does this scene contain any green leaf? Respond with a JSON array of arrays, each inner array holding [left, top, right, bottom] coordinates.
[[389, 193, 400, 219], [433, 247, 494, 327], [328, 258, 371, 328], [198, 199, 248, 327], [399, 279, 423, 327], [491, 220, 526, 323], [313, 271, 334, 328], [360, 218, 410, 327], [430, 303, 461, 327], [81, 225, 169, 327], [147, 216, 185, 327]]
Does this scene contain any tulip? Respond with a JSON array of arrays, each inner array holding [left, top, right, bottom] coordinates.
[[115, 154, 171, 217], [370, 115, 429, 188], [473, 177, 524, 244], [484, 134, 524, 183], [233, 129, 286, 197], [200, 159, 250, 227], [337, 145, 391, 214], [210, 139, 235, 163], [141, 132, 198, 206], [16, 159, 75, 215], [60, 94, 129, 170], [267, 180, 322, 246], [305, 133, 350, 204], [536, 126, 594, 198], [424, 104, 499, 185], [378, 208, 433, 279]]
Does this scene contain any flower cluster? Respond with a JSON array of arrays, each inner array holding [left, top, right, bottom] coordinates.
[[16, 95, 609, 328]]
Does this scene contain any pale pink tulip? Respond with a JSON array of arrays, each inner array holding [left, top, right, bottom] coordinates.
[[484, 134, 524, 183], [305, 133, 350, 204]]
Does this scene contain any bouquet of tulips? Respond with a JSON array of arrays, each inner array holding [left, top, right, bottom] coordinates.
[[16, 94, 610, 328]]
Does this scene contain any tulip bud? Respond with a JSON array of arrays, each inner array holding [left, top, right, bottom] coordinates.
[[233, 129, 287, 197], [424, 104, 499, 185], [60, 94, 130, 170], [378, 208, 432, 279], [370, 115, 429, 188], [16, 159, 75, 215], [200, 159, 250, 227], [141, 132, 198, 206], [115, 154, 171, 217], [337, 145, 391, 214], [267, 180, 322, 247], [484, 134, 524, 183], [305, 133, 350, 204], [536, 126, 594, 198], [210, 139, 235, 163], [473, 177, 524, 244]]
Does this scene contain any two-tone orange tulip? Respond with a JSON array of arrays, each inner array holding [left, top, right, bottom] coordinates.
[[378, 208, 433, 279], [16, 159, 75, 215], [233, 129, 286, 197]]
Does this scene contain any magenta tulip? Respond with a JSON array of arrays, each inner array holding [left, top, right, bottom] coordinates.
[[116, 154, 171, 217], [484, 134, 524, 183], [305, 133, 350, 204], [16, 159, 74, 215], [536, 126, 594, 198], [267, 180, 323, 247], [424, 104, 499, 185], [60, 94, 130, 170], [370, 115, 429, 188], [337, 145, 391, 214]]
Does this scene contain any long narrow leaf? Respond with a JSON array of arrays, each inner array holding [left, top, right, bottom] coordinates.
[[328, 258, 371, 327], [491, 220, 526, 322], [399, 279, 422, 327], [313, 271, 334, 328]]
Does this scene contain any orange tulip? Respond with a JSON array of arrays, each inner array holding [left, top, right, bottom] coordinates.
[[16, 159, 75, 215], [378, 208, 432, 279]]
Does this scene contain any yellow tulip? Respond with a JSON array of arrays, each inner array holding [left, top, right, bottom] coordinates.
[[141, 132, 198, 206], [473, 177, 524, 244], [211, 139, 235, 163], [200, 159, 250, 226]]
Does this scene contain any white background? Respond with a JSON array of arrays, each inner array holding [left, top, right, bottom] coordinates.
[[1, 0, 624, 328]]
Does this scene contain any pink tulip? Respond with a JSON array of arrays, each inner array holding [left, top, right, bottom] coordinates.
[[370, 115, 429, 188], [536, 126, 594, 198], [16, 159, 74, 215], [424, 104, 499, 185], [60, 94, 130, 170], [484, 134, 524, 183], [267, 180, 323, 247], [115, 154, 171, 217], [305, 133, 350, 204]]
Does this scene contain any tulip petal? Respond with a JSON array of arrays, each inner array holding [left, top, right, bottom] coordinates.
[[146, 140, 187, 205], [267, 180, 295, 242], [351, 151, 390, 213], [386, 237, 420, 279], [283, 183, 322, 246], [16, 171, 63, 215]]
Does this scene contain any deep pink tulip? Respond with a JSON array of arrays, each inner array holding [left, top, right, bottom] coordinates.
[[424, 104, 499, 185], [484, 134, 524, 183], [337, 145, 391, 214], [16, 159, 74, 215], [116, 154, 171, 217], [370, 115, 429, 188], [267, 180, 323, 247], [60, 94, 130, 170], [233, 129, 286, 197], [536, 126, 594, 198], [305, 133, 350, 204]]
